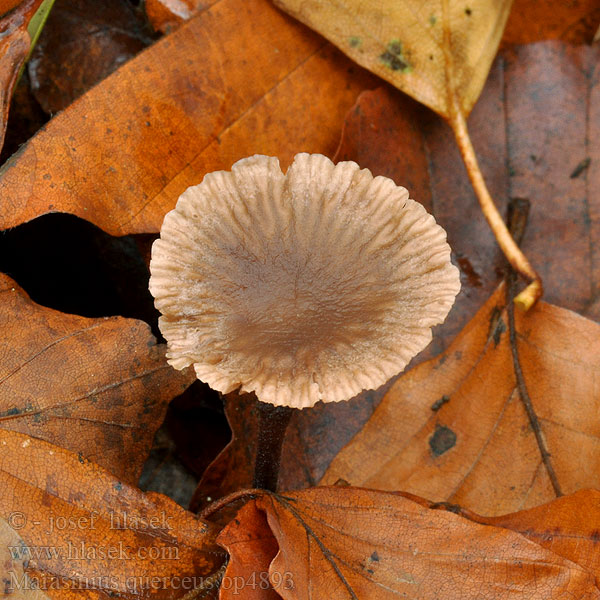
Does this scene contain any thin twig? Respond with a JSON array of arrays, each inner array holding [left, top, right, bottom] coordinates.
[[504, 198, 562, 497], [440, 0, 542, 310], [198, 488, 265, 521]]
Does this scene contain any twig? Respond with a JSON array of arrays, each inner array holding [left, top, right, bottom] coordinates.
[[504, 198, 562, 497], [198, 488, 265, 521], [440, 0, 542, 310]]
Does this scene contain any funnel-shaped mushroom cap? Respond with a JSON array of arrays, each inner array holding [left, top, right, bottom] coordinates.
[[150, 154, 460, 409]]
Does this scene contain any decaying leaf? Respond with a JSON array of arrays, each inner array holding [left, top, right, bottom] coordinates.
[[28, 0, 153, 114], [335, 40, 600, 358], [0, 0, 376, 236], [322, 286, 600, 516], [0, 273, 195, 483], [274, 0, 513, 119], [0, 517, 51, 600], [218, 487, 600, 599], [0, 0, 48, 152], [0, 429, 224, 599], [503, 0, 600, 45]]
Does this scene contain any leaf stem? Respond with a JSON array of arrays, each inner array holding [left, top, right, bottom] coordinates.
[[449, 108, 542, 310], [504, 198, 562, 498], [440, 0, 541, 310]]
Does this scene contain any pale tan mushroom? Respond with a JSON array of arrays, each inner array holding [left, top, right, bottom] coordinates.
[[149, 153, 460, 409]]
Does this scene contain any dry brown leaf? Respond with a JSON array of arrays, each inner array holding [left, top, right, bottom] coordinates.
[[274, 0, 512, 119], [0, 0, 46, 151], [0, 273, 195, 483], [216, 500, 281, 600], [466, 489, 600, 582], [218, 487, 600, 599], [0, 0, 376, 236], [322, 286, 600, 516], [0, 429, 224, 599]]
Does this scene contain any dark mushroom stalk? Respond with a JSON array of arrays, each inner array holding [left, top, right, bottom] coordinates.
[[149, 153, 460, 492]]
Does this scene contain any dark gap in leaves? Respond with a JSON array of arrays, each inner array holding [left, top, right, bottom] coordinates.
[[139, 380, 231, 508], [0, 212, 160, 336], [0, 72, 49, 165]]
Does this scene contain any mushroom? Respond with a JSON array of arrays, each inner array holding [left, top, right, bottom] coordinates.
[[149, 153, 460, 410]]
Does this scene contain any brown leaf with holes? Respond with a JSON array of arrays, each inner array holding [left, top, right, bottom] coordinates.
[[0, 0, 376, 236], [322, 285, 600, 516], [0, 273, 195, 483], [335, 41, 600, 361], [0, 0, 46, 152], [217, 487, 600, 599], [0, 429, 224, 599]]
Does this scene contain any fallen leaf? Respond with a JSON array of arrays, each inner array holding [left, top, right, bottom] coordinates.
[[0, 0, 47, 151], [0, 429, 224, 599], [0, 273, 194, 483], [274, 0, 513, 119], [322, 285, 600, 516], [0, 517, 51, 600], [28, 0, 154, 114], [0, 0, 376, 236], [145, 0, 214, 33], [217, 500, 280, 600], [465, 489, 600, 581], [335, 41, 600, 359], [218, 486, 600, 599], [503, 0, 600, 45]]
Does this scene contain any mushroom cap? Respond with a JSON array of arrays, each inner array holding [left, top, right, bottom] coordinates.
[[150, 153, 460, 409]]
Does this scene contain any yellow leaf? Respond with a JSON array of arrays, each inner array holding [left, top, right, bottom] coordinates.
[[274, 0, 513, 119]]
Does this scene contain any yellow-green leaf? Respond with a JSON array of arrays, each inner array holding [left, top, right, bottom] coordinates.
[[274, 0, 513, 118]]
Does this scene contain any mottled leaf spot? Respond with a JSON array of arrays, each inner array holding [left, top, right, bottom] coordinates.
[[379, 40, 411, 72], [429, 424, 457, 457], [349, 36, 361, 48]]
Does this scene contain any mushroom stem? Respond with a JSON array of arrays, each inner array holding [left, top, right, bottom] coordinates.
[[447, 94, 542, 311], [253, 401, 294, 491]]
